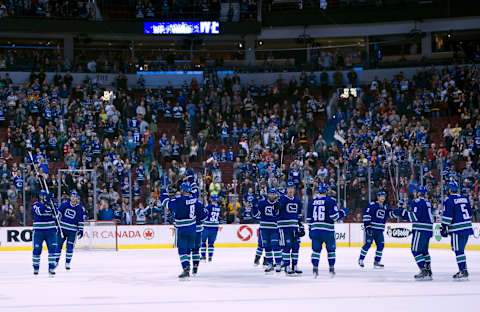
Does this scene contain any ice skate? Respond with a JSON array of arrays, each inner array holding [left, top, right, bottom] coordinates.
[[293, 264, 302, 275], [178, 266, 190, 280], [65, 263, 71, 271], [373, 261, 384, 269], [275, 264, 282, 273], [453, 270, 469, 281], [285, 266, 295, 276], [329, 266, 335, 277], [358, 259, 364, 267], [48, 270, 55, 278], [414, 268, 432, 281], [33, 269, 39, 276], [192, 264, 198, 276], [254, 255, 260, 266], [208, 257, 212, 262], [201, 255, 207, 263], [265, 264, 274, 274], [424, 263, 432, 277], [313, 266, 318, 278]]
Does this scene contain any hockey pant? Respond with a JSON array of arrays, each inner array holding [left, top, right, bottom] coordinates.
[[279, 228, 296, 267], [32, 230, 58, 272], [359, 229, 384, 262], [259, 228, 282, 265], [192, 231, 202, 266], [176, 229, 195, 270], [450, 233, 469, 271], [311, 231, 336, 268], [56, 231, 77, 266], [411, 230, 432, 270], [201, 227, 219, 259]]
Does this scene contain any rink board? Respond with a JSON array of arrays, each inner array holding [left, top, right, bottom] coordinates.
[[1, 223, 479, 251]]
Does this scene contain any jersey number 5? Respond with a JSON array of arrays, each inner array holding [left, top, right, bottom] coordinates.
[[460, 204, 470, 220]]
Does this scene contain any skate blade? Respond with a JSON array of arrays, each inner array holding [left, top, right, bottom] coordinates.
[[178, 277, 190, 281], [453, 277, 469, 282], [373, 266, 384, 270], [265, 271, 275, 275]]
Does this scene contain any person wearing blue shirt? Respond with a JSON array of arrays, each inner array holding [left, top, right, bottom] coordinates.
[[395, 186, 433, 280], [55, 191, 86, 270], [163, 182, 198, 279], [358, 191, 398, 268], [441, 181, 474, 280], [277, 182, 303, 275], [136, 163, 146, 186], [32, 190, 58, 276], [202, 195, 222, 262], [252, 188, 282, 273], [307, 184, 348, 278]]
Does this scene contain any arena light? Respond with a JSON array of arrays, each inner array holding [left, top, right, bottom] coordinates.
[[144, 21, 220, 35]]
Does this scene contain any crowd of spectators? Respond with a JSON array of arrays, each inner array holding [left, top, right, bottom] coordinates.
[[0, 62, 479, 227], [134, 0, 257, 22], [0, 0, 93, 19]]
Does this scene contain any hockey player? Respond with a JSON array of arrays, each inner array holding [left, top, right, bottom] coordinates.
[[55, 191, 86, 270], [441, 181, 474, 280], [202, 195, 221, 262], [307, 184, 348, 278], [358, 191, 398, 268], [252, 188, 281, 274], [32, 190, 58, 276], [163, 182, 197, 279], [192, 199, 206, 276], [395, 186, 433, 280], [278, 182, 303, 275]]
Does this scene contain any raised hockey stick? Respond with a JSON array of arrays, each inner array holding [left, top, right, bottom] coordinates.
[[28, 151, 64, 239], [382, 141, 398, 203]]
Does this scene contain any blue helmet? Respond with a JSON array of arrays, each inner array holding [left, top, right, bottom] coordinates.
[[70, 191, 79, 197], [39, 190, 47, 199], [268, 188, 277, 194], [377, 191, 387, 198], [210, 194, 219, 202], [446, 181, 459, 193], [416, 185, 427, 195], [286, 182, 295, 189], [318, 183, 329, 194], [180, 182, 191, 193]]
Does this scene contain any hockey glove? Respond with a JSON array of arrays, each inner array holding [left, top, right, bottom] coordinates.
[[297, 222, 306, 238], [393, 208, 404, 218], [440, 224, 449, 238], [77, 230, 84, 239], [365, 225, 373, 236], [341, 207, 349, 217]]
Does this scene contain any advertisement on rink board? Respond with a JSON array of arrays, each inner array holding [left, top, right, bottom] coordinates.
[[1, 223, 479, 250]]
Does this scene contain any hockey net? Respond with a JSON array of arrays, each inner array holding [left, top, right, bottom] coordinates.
[[76, 220, 119, 251]]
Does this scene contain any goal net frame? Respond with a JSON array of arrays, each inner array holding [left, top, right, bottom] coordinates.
[[76, 220, 119, 251]]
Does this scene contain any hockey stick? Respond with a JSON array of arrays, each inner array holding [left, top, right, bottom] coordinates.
[[28, 152, 64, 239], [381, 141, 398, 203]]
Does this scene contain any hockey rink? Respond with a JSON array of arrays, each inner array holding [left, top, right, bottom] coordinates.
[[1, 247, 479, 312]]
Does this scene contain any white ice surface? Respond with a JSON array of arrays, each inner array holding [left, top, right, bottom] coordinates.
[[1, 247, 479, 312]]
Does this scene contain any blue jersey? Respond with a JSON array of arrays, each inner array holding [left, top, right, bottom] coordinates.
[[243, 192, 257, 220], [277, 195, 303, 229], [165, 195, 197, 233], [113, 209, 122, 224], [204, 203, 222, 228], [58, 201, 86, 234], [401, 197, 433, 234], [252, 199, 279, 229], [13, 176, 23, 190], [306, 195, 345, 232], [363, 201, 396, 231], [441, 194, 474, 236], [195, 201, 207, 233], [32, 201, 57, 232]]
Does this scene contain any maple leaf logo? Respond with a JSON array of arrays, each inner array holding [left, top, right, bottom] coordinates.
[[143, 229, 154, 240]]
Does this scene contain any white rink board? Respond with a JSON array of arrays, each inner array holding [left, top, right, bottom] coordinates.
[[1, 223, 480, 250]]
